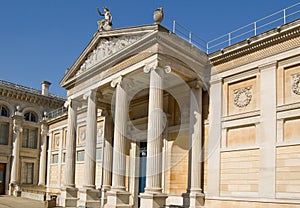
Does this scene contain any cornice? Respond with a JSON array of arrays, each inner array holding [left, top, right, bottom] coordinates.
[[0, 87, 65, 109], [209, 20, 300, 69]]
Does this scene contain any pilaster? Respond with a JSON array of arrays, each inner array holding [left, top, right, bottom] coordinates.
[[258, 61, 277, 198], [184, 82, 205, 208], [207, 78, 222, 197]]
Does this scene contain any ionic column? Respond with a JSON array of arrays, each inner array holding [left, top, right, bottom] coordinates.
[[101, 111, 113, 207], [140, 65, 169, 208], [38, 117, 48, 186], [78, 90, 100, 208], [188, 82, 205, 207], [10, 107, 23, 196], [105, 76, 131, 207], [60, 99, 79, 207], [111, 77, 128, 191], [83, 90, 97, 188]]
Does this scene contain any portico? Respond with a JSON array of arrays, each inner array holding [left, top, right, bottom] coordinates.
[[58, 23, 208, 208]]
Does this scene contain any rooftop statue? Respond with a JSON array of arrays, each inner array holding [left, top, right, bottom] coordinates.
[[153, 7, 164, 24], [97, 6, 112, 31]]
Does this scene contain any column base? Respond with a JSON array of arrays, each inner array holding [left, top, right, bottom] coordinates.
[[184, 192, 205, 208], [77, 188, 100, 208], [60, 187, 78, 207], [9, 183, 21, 197], [140, 192, 167, 208], [104, 190, 132, 208], [101, 185, 111, 207]]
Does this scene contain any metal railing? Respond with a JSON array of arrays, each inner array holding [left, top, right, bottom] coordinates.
[[172, 2, 300, 54], [172, 21, 207, 52], [47, 107, 67, 119]]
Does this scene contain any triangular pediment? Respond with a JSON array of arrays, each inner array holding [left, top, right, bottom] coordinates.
[[60, 24, 165, 88]]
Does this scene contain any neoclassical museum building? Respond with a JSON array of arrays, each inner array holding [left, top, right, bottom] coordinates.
[[1, 6, 300, 208]]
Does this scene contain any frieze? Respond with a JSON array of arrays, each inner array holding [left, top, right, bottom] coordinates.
[[233, 86, 252, 108], [76, 35, 142, 75], [292, 73, 300, 95]]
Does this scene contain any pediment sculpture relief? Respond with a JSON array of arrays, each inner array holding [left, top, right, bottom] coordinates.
[[76, 35, 142, 76]]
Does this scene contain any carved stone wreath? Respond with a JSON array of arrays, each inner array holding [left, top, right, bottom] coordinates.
[[233, 86, 252, 108], [292, 73, 300, 95]]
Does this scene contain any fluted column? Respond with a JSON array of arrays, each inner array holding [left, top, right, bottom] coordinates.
[[111, 76, 128, 190], [78, 90, 100, 208], [140, 65, 169, 208], [188, 82, 204, 207], [38, 118, 48, 186], [83, 90, 97, 188], [101, 111, 113, 206], [10, 108, 23, 196], [105, 76, 131, 208], [60, 99, 79, 207], [64, 100, 79, 187], [145, 67, 164, 192]]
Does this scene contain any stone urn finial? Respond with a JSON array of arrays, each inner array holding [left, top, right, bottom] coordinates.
[[154, 7, 164, 24]]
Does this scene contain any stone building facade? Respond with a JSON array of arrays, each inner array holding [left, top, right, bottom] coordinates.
[[46, 18, 300, 208], [0, 80, 65, 199], [1, 14, 300, 208]]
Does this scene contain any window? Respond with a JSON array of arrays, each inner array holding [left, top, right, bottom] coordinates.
[[0, 123, 9, 145], [22, 163, 34, 184], [51, 154, 59, 164], [76, 150, 85, 162], [22, 128, 38, 149], [96, 148, 102, 161], [24, 112, 37, 122], [0, 105, 9, 117]]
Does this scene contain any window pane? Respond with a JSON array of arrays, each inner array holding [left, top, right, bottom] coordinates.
[[52, 154, 59, 163], [1, 107, 8, 117], [29, 129, 37, 148], [22, 129, 29, 148], [22, 163, 34, 184], [22, 128, 37, 149], [77, 151, 85, 162], [96, 148, 102, 161], [0, 123, 8, 145]]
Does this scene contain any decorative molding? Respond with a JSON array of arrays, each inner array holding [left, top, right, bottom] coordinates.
[[76, 35, 142, 76], [143, 63, 171, 74], [111, 76, 122, 88], [292, 73, 300, 95], [83, 89, 97, 101], [233, 86, 253, 108]]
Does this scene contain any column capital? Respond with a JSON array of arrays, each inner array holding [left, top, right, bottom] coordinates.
[[143, 64, 171, 74], [83, 89, 97, 101], [64, 99, 81, 109], [111, 76, 122, 88], [259, 61, 277, 72], [188, 80, 204, 89]]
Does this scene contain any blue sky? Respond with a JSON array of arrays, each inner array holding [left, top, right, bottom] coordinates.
[[0, 0, 299, 97]]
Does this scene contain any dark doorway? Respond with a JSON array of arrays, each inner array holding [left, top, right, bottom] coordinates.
[[138, 142, 147, 207], [0, 163, 6, 194]]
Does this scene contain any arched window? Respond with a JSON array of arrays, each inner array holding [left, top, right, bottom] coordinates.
[[24, 112, 37, 122], [0, 105, 9, 117]]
